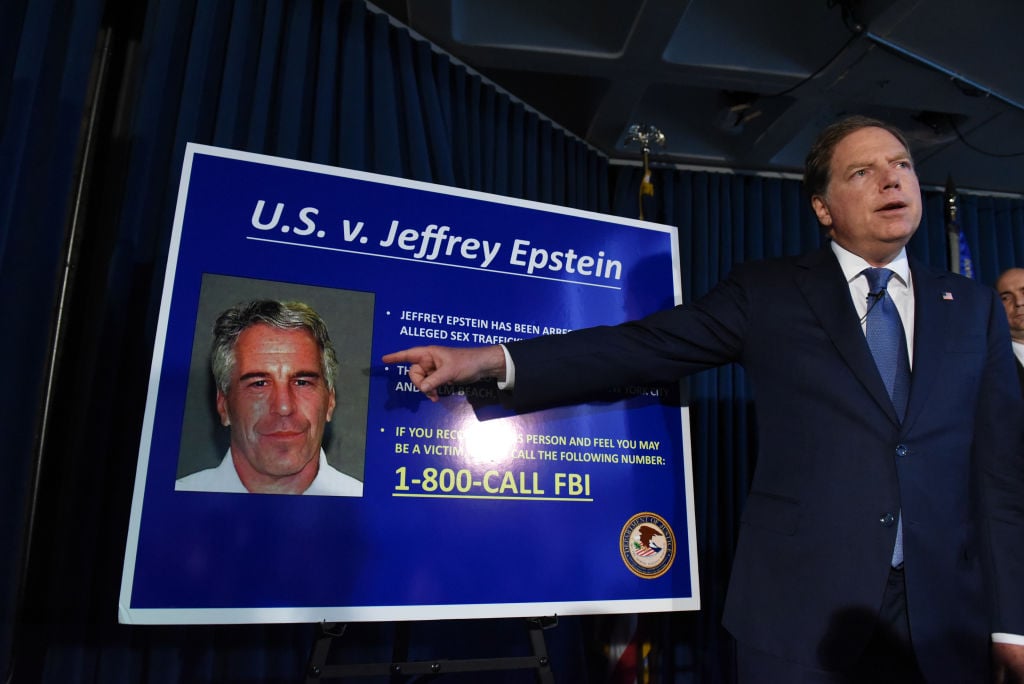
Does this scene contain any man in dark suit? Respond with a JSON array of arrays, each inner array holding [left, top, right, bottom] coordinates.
[[997, 267, 1024, 393], [384, 116, 1024, 682]]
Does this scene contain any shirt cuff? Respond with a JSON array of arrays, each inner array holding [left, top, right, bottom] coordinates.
[[993, 633, 1024, 645], [496, 344, 515, 390]]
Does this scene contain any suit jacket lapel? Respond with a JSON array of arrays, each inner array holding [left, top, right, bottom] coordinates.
[[903, 259, 951, 432], [795, 246, 901, 424]]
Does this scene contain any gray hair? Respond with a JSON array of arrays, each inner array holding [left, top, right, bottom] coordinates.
[[211, 300, 339, 394]]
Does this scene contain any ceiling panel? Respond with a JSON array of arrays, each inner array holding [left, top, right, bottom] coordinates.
[[371, 0, 1024, 194]]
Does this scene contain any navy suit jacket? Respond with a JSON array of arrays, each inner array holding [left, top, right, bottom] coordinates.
[[507, 245, 1024, 681]]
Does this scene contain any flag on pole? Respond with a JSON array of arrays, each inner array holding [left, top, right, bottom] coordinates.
[[945, 175, 975, 278], [604, 613, 654, 684]]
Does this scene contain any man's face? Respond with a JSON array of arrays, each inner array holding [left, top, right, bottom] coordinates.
[[217, 324, 336, 487], [811, 126, 922, 265], [997, 268, 1024, 340]]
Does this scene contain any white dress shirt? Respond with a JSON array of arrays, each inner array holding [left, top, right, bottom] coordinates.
[[830, 241, 914, 366], [1012, 340, 1024, 368], [175, 448, 363, 497]]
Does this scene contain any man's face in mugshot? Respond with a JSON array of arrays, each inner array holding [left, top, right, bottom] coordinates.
[[217, 323, 336, 487]]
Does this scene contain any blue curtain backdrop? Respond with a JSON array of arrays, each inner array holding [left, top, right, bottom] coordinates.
[[0, 0, 107, 680], [5, 1, 1024, 682]]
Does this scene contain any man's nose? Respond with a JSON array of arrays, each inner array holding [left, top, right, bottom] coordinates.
[[271, 384, 295, 415], [882, 169, 901, 189]]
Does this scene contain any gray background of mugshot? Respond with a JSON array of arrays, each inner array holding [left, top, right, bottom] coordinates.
[[175, 273, 374, 481]]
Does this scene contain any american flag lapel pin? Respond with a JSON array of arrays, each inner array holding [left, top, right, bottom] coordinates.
[[942, 291, 954, 300]]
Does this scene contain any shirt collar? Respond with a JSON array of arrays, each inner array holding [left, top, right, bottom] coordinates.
[[830, 240, 910, 287]]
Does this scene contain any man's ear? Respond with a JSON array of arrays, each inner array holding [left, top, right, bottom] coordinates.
[[811, 195, 832, 227], [216, 389, 230, 426], [326, 390, 336, 423]]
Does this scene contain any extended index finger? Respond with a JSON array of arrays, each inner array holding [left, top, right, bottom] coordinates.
[[382, 348, 424, 365]]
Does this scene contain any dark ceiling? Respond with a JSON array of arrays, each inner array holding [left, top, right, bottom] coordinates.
[[369, 0, 1024, 195]]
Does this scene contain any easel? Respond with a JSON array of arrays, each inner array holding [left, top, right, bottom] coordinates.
[[305, 616, 557, 682]]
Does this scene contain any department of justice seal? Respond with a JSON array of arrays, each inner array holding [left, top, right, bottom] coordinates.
[[620, 512, 675, 579]]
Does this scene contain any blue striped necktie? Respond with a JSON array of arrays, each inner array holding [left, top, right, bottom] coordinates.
[[863, 267, 910, 567]]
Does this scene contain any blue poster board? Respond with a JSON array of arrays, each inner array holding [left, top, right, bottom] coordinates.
[[118, 144, 699, 624]]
